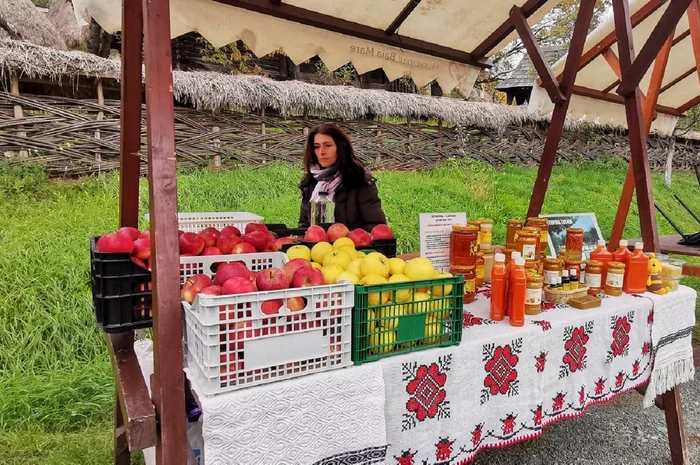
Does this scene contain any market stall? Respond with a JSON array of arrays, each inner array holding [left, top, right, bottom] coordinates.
[[77, 0, 699, 464]]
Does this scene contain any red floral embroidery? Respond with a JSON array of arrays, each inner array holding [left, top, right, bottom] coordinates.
[[615, 371, 625, 389], [396, 450, 415, 465], [535, 351, 547, 373], [532, 406, 543, 426], [501, 414, 517, 435], [647, 310, 654, 325], [471, 423, 483, 446], [642, 341, 651, 356], [562, 326, 590, 373], [552, 393, 566, 412], [463, 312, 484, 327], [595, 377, 606, 396], [610, 316, 631, 357], [633, 359, 640, 376], [532, 320, 552, 331], [435, 438, 454, 461], [406, 363, 447, 422], [484, 345, 519, 395], [579, 386, 586, 406]]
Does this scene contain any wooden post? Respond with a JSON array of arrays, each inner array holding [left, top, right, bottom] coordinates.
[[10, 75, 28, 157], [95, 79, 105, 165], [141, 0, 187, 464], [119, 0, 144, 229], [212, 126, 221, 167], [261, 108, 267, 150], [663, 388, 691, 465], [114, 386, 130, 465]]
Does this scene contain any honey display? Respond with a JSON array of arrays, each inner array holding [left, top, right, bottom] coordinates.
[[526, 217, 549, 255], [565, 228, 584, 262], [589, 239, 613, 287], [506, 219, 523, 249], [623, 242, 648, 294], [478, 219, 494, 246], [517, 229, 539, 261], [481, 244, 495, 283], [585, 260, 603, 296], [475, 253, 485, 287], [525, 273, 544, 315], [451, 265, 476, 304], [449, 225, 478, 268], [605, 261, 625, 296], [543, 258, 561, 286]]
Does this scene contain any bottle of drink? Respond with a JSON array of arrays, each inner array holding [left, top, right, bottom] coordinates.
[[482, 244, 495, 283], [569, 268, 579, 290], [505, 251, 521, 317], [624, 242, 649, 294], [490, 253, 507, 321], [509, 257, 527, 327], [310, 191, 335, 225], [561, 269, 570, 291], [590, 239, 613, 286]]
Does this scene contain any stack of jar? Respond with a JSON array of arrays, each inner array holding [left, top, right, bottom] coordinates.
[[450, 219, 497, 304]]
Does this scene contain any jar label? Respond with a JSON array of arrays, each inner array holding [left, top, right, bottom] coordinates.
[[544, 270, 559, 285], [586, 273, 602, 288], [465, 278, 476, 293], [521, 244, 537, 260], [525, 288, 542, 306], [606, 273, 624, 288]]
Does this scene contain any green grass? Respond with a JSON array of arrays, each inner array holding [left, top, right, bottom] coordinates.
[[0, 159, 698, 463]]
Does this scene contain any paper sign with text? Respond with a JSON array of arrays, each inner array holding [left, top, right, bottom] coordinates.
[[419, 213, 467, 272], [539, 212, 604, 259]]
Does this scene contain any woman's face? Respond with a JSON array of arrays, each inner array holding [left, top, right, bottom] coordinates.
[[314, 133, 338, 168]]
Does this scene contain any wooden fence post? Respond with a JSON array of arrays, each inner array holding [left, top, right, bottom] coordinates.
[[212, 126, 221, 167], [261, 108, 267, 151], [95, 79, 105, 168], [10, 75, 28, 158]]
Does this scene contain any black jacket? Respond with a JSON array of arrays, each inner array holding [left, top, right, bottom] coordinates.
[[298, 166, 387, 232]]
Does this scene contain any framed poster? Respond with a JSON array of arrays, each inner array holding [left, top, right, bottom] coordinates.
[[539, 212, 604, 259]]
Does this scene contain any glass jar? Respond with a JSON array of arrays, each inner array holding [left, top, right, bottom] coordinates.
[[506, 219, 523, 249], [524, 259, 538, 274], [481, 244, 495, 283], [517, 230, 539, 261], [503, 248, 515, 266], [310, 191, 335, 225], [543, 258, 561, 286], [475, 253, 485, 287], [605, 261, 625, 296], [527, 217, 549, 255], [585, 260, 603, 296], [525, 273, 544, 315], [565, 228, 584, 262], [449, 225, 478, 268], [565, 260, 581, 281], [451, 265, 476, 304], [478, 219, 494, 246]]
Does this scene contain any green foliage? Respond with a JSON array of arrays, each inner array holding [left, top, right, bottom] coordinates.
[[313, 61, 357, 86], [196, 37, 265, 75]]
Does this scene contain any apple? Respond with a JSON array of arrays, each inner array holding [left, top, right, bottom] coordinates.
[[221, 277, 258, 295], [327, 223, 350, 242], [232, 242, 257, 254], [97, 233, 134, 254], [282, 258, 312, 282], [348, 228, 372, 247], [214, 261, 254, 286], [256, 267, 289, 291], [179, 232, 205, 256], [241, 231, 268, 252], [273, 237, 295, 251], [132, 237, 151, 261], [286, 296, 307, 312], [116, 226, 141, 242], [138, 231, 151, 240], [200, 227, 220, 238], [290, 267, 326, 288], [221, 225, 241, 237], [202, 246, 222, 256], [131, 257, 148, 270], [177, 230, 185, 237], [245, 223, 269, 235], [304, 225, 328, 243], [371, 224, 394, 240], [181, 274, 213, 303], [199, 285, 222, 296], [199, 230, 219, 249], [261, 298, 284, 315], [216, 234, 241, 254]]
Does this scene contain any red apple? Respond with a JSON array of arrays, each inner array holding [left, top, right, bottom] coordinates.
[[290, 267, 326, 288], [221, 277, 258, 295], [214, 261, 254, 286], [139, 231, 151, 240], [216, 234, 241, 254], [181, 274, 213, 303], [177, 230, 185, 237], [221, 225, 241, 237], [232, 242, 257, 254], [327, 223, 350, 242], [199, 285, 222, 296], [371, 224, 394, 240], [245, 223, 269, 235], [200, 227, 220, 238], [348, 228, 372, 247], [273, 237, 295, 251], [131, 257, 148, 270], [282, 258, 312, 282], [179, 232, 205, 256], [116, 226, 141, 242], [303, 225, 328, 243], [199, 231, 219, 249], [97, 233, 134, 254], [286, 296, 307, 312], [255, 267, 289, 291], [241, 231, 268, 252], [202, 246, 222, 256], [132, 237, 151, 261], [261, 299, 283, 315]]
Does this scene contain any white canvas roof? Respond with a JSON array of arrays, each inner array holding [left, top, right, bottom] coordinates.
[[72, 0, 560, 96]]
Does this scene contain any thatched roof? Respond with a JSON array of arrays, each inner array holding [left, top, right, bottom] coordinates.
[[0, 38, 544, 131], [48, 0, 88, 49], [0, 0, 67, 50], [497, 45, 566, 90]]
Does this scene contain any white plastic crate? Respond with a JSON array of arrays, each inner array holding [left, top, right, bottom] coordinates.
[[183, 283, 354, 396], [179, 252, 288, 286], [145, 211, 264, 233]]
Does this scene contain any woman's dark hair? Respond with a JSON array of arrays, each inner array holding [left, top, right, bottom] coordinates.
[[303, 123, 366, 179]]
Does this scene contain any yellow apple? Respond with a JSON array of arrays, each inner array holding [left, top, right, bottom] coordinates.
[[405, 257, 436, 281], [410, 292, 431, 314], [432, 272, 454, 297], [287, 245, 311, 261], [423, 319, 443, 344], [333, 237, 355, 249], [323, 249, 352, 269], [359, 274, 390, 305], [346, 258, 363, 278], [335, 271, 360, 284], [366, 252, 388, 262], [321, 264, 344, 285], [311, 262, 323, 271], [378, 303, 404, 329], [310, 241, 333, 264], [340, 246, 358, 260], [388, 257, 407, 276], [360, 255, 390, 279], [357, 251, 366, 258], [388, 274, 412, 302], [369, 330, 396, 354]]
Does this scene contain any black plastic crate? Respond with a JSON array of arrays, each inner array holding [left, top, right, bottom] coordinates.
[[90, 236, 153, 333]]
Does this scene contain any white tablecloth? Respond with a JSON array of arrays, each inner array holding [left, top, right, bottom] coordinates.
[[182, 286, 696, 465]]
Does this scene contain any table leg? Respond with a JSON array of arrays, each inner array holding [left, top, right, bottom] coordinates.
[[115, 388, 131, 465], [663, 387, 690, 465]]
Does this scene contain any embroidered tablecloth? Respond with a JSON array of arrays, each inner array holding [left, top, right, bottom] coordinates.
[[186, 285, 696, 465]]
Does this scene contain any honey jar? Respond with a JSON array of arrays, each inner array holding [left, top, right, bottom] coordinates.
[[517, 230, 539, 261], [476, 253, 485, 288], [478, 219, 494, 246], [449, 225, 478, 268], [451, 265, 476, 303], [525, 273, 544, 315], [605, 261, 625, 296], [526, 217, 549, 255], [506, 219, 523, 249], [543, 258, 561, 286], [585, 260, 603, 296], [565, 228, 584, 262]]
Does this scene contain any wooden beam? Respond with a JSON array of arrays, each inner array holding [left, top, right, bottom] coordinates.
[[119, 0, 143, 229], [526, 0, 597, 219], [660, 67, 696, 93], [107, 332, 157, 452], [679, 94, 700, 112], [510, 6, 566, 104], [614, 0, 660, 253], [617, 0, 692, 96], [570, 85, 683, 117], [213, 0, 491, 68], [141, 0, 187, 463], [603, 79, 621, 93], [663, 388, 691, 465], [472, 0, 549, 59], [687, 0, 700, 84], [385, 0, 421, 35]]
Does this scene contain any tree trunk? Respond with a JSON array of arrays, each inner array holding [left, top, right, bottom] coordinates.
[[87, 19, 103, 55], [664, 136, 676, 188]]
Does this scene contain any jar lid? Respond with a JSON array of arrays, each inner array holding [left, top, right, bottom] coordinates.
[[452, 225, 478, 232], [507, 218, 523, 223], [467, 220, 481, 225], [586, 260, 603, 267], [522, 226, 540, 233], [477, 218, 494, 224], [608, 261, 626, 269], [518, 230, 539, 237], [480, 223, 493, 231], [527, 273, 544, 282], [566, 227, 584, 233], [450, 264, 476, 272], [544, 257, 560, 264], [480, 244, 493, 251], [565, 259, 581, 265]]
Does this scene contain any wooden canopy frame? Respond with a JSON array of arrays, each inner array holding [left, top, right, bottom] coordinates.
[[110, 1, 693, 464]]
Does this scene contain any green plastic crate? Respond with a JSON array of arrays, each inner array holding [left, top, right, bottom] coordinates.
[[352, 275, 464, 364]]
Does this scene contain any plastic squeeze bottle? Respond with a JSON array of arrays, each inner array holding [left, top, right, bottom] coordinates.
[[590, 239, 613, 286], [624, 242, 649, 294], [505, 251, 521, 316], [490, 253, 507, 321], [509, 257, 527, 327], [613, 240, 632, 289]]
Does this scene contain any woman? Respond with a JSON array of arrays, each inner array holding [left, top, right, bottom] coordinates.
[[298, 123, 387, 231]]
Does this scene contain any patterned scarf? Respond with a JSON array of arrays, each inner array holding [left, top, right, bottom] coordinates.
[[310, 164, 342, 202]]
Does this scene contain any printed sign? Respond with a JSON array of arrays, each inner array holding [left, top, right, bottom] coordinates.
[[419, 213, 467, 272], [539, 212, 604, 259]]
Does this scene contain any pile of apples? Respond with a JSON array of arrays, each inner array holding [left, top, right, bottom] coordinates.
[[96, 226, 154, 270], [299, 223, 394, 246]]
